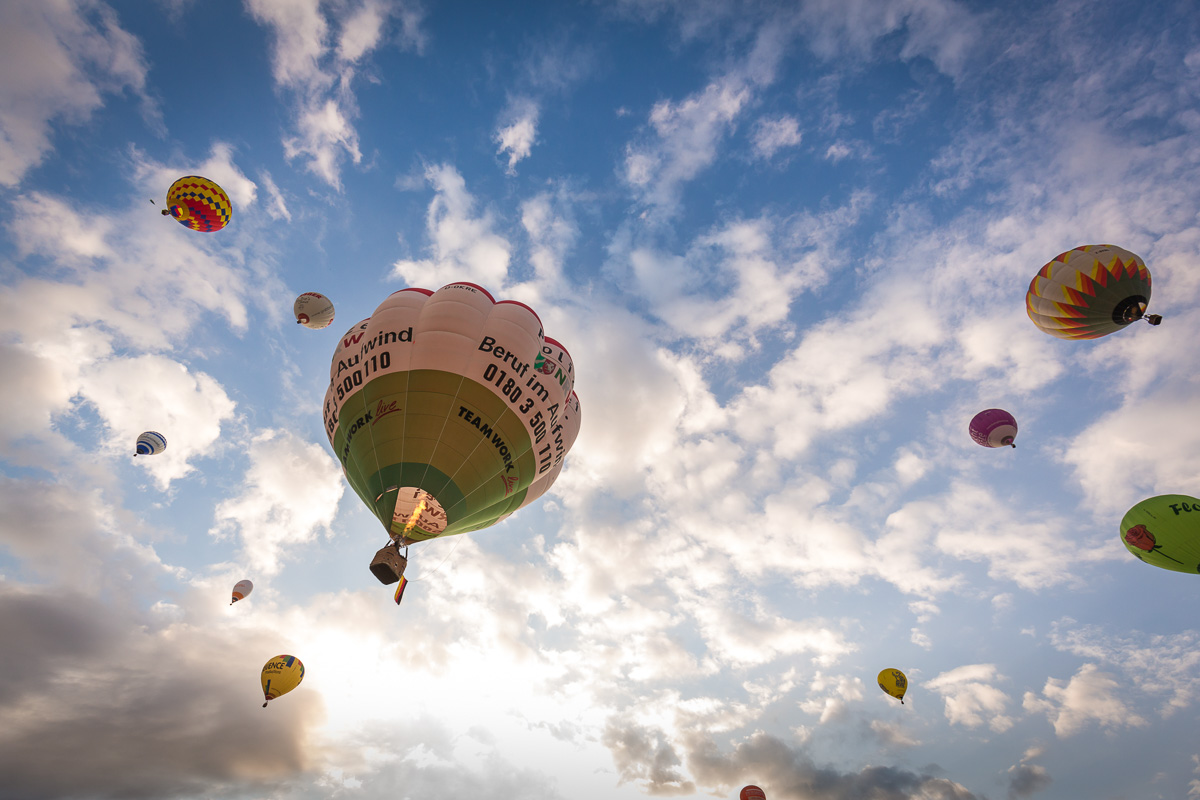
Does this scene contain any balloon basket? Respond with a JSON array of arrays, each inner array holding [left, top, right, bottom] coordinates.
[[369, 543, 408, 585]]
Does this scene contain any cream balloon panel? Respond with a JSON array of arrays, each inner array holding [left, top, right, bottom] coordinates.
[[324, 283, 574, 474]]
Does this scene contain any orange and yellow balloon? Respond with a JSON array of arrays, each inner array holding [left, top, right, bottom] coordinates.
[[261, 655, 304, 708], [162, 175, 232, 232], [878, 668, 908, 704]]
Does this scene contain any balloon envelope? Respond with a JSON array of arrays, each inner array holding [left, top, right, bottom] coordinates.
[[135, 431, 167, 456], [261, 655, 304, 707], [295, 292, 336, 329], [878, 668, 908, 702], [163, 176, 232, 232], [323, 282, 581, 548], [740, 786, 767, 800], [231, 579, 253, 604], [1120, 495, 1200, 574], [969, 408, 1018, 448], [1026, 244, 1155, 339]]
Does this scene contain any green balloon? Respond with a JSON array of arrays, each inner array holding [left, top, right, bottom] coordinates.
[[323, 284, 580, 549], [1120, 495, 1200, 574]]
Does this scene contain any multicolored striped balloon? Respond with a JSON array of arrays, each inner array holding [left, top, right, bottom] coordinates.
[[135, 431, 167, 456], [162, 175, 232, 232], [969, 408, 1018, 448], [1026, 244, 1161, 339]]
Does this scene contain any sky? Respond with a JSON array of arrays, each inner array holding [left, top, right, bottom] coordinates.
[[1, 0, 1199, 798]]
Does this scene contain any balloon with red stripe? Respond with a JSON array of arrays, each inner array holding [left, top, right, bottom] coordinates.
[[162, 175, 232, 232]]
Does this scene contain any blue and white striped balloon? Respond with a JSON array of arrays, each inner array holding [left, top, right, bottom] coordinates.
[[135, 431, 167, 456]]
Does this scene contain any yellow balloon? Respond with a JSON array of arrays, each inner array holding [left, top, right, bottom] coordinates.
[[261, 654, 304, 708], [877, 668, 908, 704]]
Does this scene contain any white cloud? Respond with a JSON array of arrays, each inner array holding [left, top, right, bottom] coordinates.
[[623, 78, 751, 213], [926, 663, 1014, 732], [390, 164, 512, 290], [495, 97, 539, 174], [247, 0, 425, 187], [798, 0, 984, 79], [210, 429, 344, 574], [0, 0, 150, 187], [751, 115, 802, 159], [79, 354, 237, 489], [1023, 663, 1147, 737]]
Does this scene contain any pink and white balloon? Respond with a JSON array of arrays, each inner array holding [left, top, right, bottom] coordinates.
[[294, 292, 335, 329], [969, 409, 1018, 448]]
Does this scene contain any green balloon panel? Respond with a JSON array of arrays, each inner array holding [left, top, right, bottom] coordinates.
[[332, 369, 533, 542]]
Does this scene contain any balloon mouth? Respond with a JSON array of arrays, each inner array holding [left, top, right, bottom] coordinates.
[[1002, 436, 1015, 447], [297, 314, 309, 324], [384, 487, 447, 543], [1112, 295, 1149, 325]]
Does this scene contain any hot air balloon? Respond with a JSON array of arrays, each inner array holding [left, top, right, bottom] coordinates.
[[295, 292, 336, 329], [261, 655, 304, 708], [1026, 244, 1162, 339], [231, 579, 254, 604], [1120, 495, 1200, 574], [322, 282, 581, 588], [878, 668, 907, 704], [162, 175, 232, 232], [740, 786, 767, 800], [969, 408, 1018, 448], [135, 431, 167, 456]]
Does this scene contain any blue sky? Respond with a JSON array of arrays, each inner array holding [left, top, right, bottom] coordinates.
[[2, 1, 1200, 798]]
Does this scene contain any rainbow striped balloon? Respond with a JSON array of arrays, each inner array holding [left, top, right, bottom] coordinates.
[[162, 175, 232, 232]]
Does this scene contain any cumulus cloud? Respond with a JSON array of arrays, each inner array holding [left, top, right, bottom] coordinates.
[[1022, 663, 1147, 737], [1047, 621, 1200, 717], [684, 731, 981, 799], [247, 0, 425, 187], [495, 97, 540, 174], [925, 663, 1014, 732], [751, 115, 802, 159], [390, 164, 513, 290], [0, 0, 151, 187], [1007, 747, 1052, 799], [210, 429, 344, 574]]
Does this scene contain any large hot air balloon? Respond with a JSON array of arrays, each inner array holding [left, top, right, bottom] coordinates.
[[878, 668, 908, 704], [1026, 244, 1162, 339], [295, 292, 336, 329], [231, 579, 254, 604], [261, 655, 304, 707], [322, 282, 581, 587], [1120, 495, 1200, 574], [135, 431, 167, 456], [969, 408, 1018, 448], [740, 786, 767, 800], [162, 175, 232, 232]]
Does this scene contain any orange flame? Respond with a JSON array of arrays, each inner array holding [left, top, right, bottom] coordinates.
[[402, 493, 429, 537]]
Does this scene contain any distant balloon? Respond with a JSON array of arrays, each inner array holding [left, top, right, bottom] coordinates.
[[1026, 244, 1162, 339], [878, 668, 908, 704], [1120, 495, 1200, 574], [135, 431, 167, 456], [740, 786, 767, 800], [231, 579, 254, 605], [294, 292, 336, 329], [261, 655, 304, 708], [969, 408, 1018, 448], [162, 175, 232, 232]]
